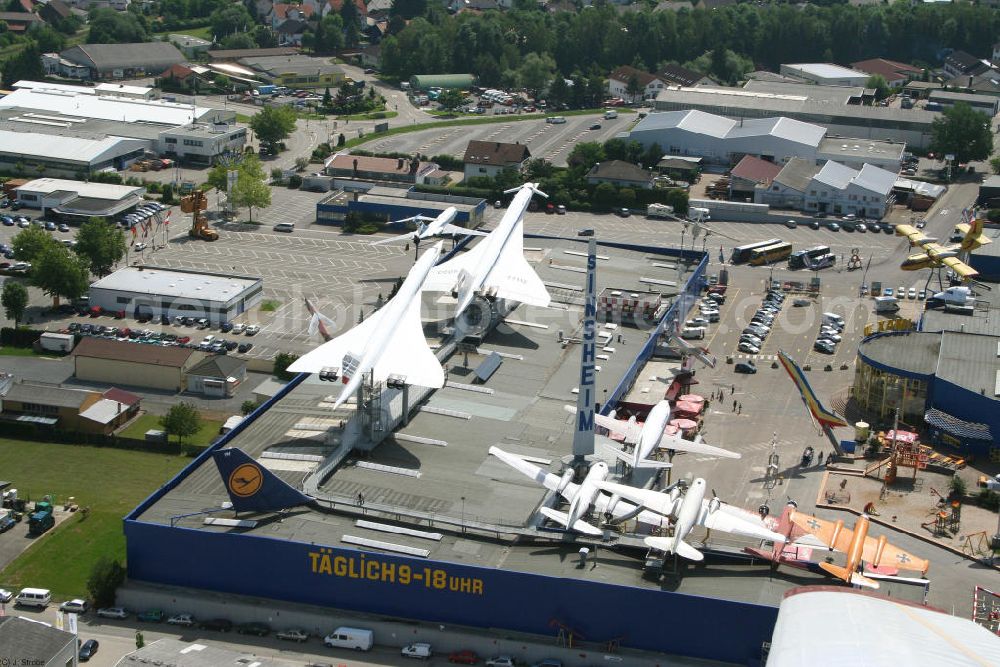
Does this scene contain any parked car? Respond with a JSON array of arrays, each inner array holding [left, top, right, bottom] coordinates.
[[238, 342, 253, 353], [137, 609, 164, 622], [449, 650, 480, 664], [808, 220, 821, 229], [883, 287, 893, 297], [814, 340, 836, 354], [199, 618, 233, 632], [166, 613, 195, 627], [97, 607, 128, 619], [236, 621, 270, 636], [0, 589, 13, 603], [60, 599, 88, 613], [276, 628, 309, 642], [79, 639, 99, 662], [244, 324, 260, 335], [134, 242, 147, 251], [58, 223, 70, 232], [401, 643, 433, 660], [617, 208, 631, 217], [827, 222, 840, 231], [589, 122, 602, 130], [785, 219, 797, 228], [908, 287, 917, 299], [0, 514, 16, 533], [231, 323, 245, 334], [918, 289, 927, 300], [738, 341, 760, 354], [735, 361, 757, 374], [486, 657, 516, 667], [220, 321, 234, 332]]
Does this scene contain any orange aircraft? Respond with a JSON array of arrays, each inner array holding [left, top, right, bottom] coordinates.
[[788, 511, 929, 589]]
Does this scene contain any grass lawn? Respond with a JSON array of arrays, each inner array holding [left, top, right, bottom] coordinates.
[[336, 110, 399, 121], [0, 347, 41, 357], [235, 113, 253, 123], [0, 439, 188, 599], [155, 25, 211, 40], [119, 413, 223, 447]]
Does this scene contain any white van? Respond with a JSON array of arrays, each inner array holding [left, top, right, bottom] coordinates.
[[603, 109, 618, 119], [16, 587, 51, 608], [680, 326, 706, 340], [324, 626, 374, 651], [401, 642, 433, 659], [822, 312, 845, 329], [873, 296, 899, 314]]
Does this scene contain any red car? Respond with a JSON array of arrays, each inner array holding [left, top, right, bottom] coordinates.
[[448, 650, 480, 664]]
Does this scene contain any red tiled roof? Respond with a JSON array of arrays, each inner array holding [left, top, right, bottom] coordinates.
[[272, 2, 314, 18], [159, 63, 194, 80], [103, 387, 141, 406], [850, 58, 922, 83], [608, 65, 660, 88], [730, 155, 782, 186], [327, 0, 367, 16]]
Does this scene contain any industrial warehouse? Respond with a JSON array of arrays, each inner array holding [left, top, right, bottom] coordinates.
[[0, 81, 244, 174]]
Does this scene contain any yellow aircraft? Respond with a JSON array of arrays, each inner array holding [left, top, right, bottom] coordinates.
[[788, 511, 929, 588], [896, 218, 991, 279]]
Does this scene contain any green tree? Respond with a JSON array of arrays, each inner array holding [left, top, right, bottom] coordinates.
[[1, 41, 43, 88], [436, 88, 465, 110], [12, 225, 58, 262], [1, 280, 28, 327], [323, 87, 333, 107], [989, 157, 1000, 175], [220, 32, 256, 50], [30, 244, 90, 308], [87, 9, 148, 43], [518, 52, 556, 98], [547, 75, 569, 108], [567, 141, 605, 170], [159, 402, 201, 445], [592, 182, 618, 210], [240, 399, 260, 415], [389, 0, 426, 20], [340, 0, 361, 47], [74, 217, 126, 278], [231, 173, 271, 222], [929, 102, 994, 164], [625, 73, 643, 103], [210, 4, 253, 39], [87, 557, 126, 609], [273, 352, 300, 381], [252, 24, 278, 48], [250, 105, 297, 152], [207, 152, 266, 191], [866, 75, 891, 101], [32, 25, 66, 53]]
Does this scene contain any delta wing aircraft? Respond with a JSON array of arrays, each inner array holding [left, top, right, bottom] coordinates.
[[370, 206, 488, 246]]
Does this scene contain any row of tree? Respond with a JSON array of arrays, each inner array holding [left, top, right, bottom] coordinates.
[[379, 2, 1000, 84]]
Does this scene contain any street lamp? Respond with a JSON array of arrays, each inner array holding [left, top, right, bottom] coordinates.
[[460, 496, 466, 533]]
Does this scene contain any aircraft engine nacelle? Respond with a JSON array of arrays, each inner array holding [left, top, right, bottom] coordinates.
[[318, 366, 341, 382], [556, 469, 575, 495], [605, 493, 623, 516], [872, 534, 888, 567]]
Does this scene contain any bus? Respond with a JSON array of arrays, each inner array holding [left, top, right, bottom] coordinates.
[[788, 245, 832, 270], [730, 239, 782, 264], [808, 253, 836, 270], [749, 241, 794, 266]]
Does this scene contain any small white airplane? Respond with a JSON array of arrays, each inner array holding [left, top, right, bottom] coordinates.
[[370, 206, 488, 246], [596, 478, 784, 561], [423, 183, 551, 319], [488, 446, 669, 535], [567, 401, 740, 469], [289, 241, 446, 408]]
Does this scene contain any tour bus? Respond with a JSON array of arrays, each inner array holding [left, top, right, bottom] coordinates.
[[788, 245, 832, 269], [748, 241, 794, 266], [730, 239, 782, 264]]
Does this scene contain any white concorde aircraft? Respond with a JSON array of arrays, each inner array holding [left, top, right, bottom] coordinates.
[[288, 241, 446, 408], [370, 206, 488, 246]]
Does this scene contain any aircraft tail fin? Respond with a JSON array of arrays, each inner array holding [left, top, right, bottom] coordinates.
[[959, 217, 991, 251], [538, 507, 603, 536], [819, 561, 880, 589], [644, 536, 704, 561], [212, 448, 313, 514], [777, 350, 849, 429]]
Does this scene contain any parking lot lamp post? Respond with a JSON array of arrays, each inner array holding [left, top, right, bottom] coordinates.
[[461, 496, 466, 533]]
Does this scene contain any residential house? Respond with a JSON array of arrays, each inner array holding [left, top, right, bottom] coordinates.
[[0, 617, 78, 667], [316, 0, 367, 24], [41, 51, 91, 79], [608, 65, 667, 103], [325, 153, 442, 185], [360, 43, 381, 69], [586, 160, 654, 189], [851, 58, 923, 89], [729, 155, 782, 201], [755, 157, 820, 210], [462, 140, 531, 179], [268, 2, 314, 29], [38, 0, 75, 25], [276, 18, 308, 46], [159, 63, 197, 85], [366, 0, 392, 18], [943, 50, 990, 80], [0, 11, 43, 33], [73, 337, 204, 392], [659, 64, 714, 88]]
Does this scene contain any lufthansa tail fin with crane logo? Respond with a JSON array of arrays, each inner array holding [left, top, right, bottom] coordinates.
[[213, 448, 314, 514]]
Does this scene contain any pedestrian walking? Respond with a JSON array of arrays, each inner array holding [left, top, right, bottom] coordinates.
[[357, 492, 365, 506], [738, 402, 742, 414], [732, 399, 737, 412], [818, 451, 824, 464]]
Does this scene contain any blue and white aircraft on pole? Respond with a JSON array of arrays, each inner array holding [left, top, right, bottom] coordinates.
[[423, 183, 552, 319], [289, 241, 447, 408], [370, 206, 488, 246]]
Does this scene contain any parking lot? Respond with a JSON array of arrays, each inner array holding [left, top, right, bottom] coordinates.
[[364, 113, 632, 167]]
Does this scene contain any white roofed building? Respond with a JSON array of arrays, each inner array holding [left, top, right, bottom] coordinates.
[[757, 158, 896, 219], [0, 131, 147, 178], [779, 62, 872, 87], [626, 109, 903, 171]]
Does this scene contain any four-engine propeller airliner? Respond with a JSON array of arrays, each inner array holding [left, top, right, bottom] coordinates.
[[596, 478, 784, 561], [288, 241, 446, 408], [422, 183, 552, 319], [370, 206, 488, 246], [566, 401, 740, 469]]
